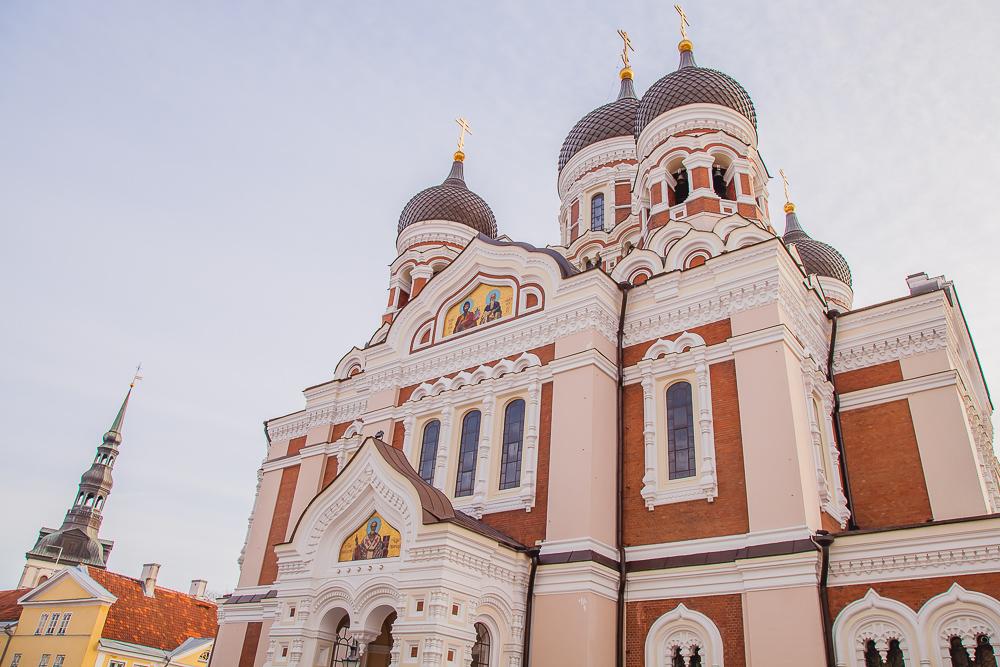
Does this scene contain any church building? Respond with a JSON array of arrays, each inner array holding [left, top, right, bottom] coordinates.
[[212, 16, 1000, 667]]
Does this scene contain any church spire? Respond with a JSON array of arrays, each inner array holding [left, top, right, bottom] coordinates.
[[22, 369, 142, 580]]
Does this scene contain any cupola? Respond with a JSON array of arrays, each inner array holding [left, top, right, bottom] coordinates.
[[558, 68, 639, 174], [780, 174, 853, 310], [397, 152, 497, 239]]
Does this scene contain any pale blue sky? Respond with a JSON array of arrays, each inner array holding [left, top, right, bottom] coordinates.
[[2, 2, 998, 593]]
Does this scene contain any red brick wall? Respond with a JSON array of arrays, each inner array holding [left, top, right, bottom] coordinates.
[[623, 320, 732, 367], [616, 208, 630, 224], [479, 381, 552, 546], [286, 435, 307, 457], [650, 182, 662, 206], [258, 465, 300, 585], [616, 182, 631, 206], [648, 211, 671, 230], [627, 595, 745, 667], [624, 360, 749, 545], [839, 399, 932, 528], [684, 196, 722, 216], [834, 360, 903, 394], [828, 572, 1000, 618], [391, 420, 405, 449], [239, 622, 262, 667], [691, 167, 710, 190], [321, 455, 339, 491]]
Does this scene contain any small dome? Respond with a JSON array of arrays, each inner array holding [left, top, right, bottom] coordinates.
[[636, 47, 756, 137], [783, 209, 852, 286], [398, 158, 497, 238], [558, 74, 639, 172], [81, 463, 113, 487]]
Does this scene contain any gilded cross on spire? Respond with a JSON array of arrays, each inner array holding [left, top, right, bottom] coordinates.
[[617, 29, 634, 69], [674, 4, 691, 41], [455, 117, 472, 152], [779, 169, 796, 213], [130, 363, 143, 388]]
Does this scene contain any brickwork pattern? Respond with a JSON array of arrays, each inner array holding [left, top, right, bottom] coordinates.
[[828, 572, 1000, 619], [626, 595, 745, 667], [834, 360, 903, 394], [623, 320, 732, 367], [839, 399, 932, 528], [258, 465, 301, 585], [239, 622, 261, 667]]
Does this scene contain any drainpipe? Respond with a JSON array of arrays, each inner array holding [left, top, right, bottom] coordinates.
[[813, 530, 836, 666], [520, 548, 540, 666], [615, 282, 632, 667], [825, 310, 858, 532]]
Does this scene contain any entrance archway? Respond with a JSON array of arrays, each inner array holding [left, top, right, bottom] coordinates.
[[363, 611, 396, 667]]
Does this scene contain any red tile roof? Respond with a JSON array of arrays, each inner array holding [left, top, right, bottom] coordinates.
[[0, 588, 29, 622], [87, 568, 218, 651]]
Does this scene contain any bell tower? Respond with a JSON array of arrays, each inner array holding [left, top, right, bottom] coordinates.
[[19, 372, 140, 588]]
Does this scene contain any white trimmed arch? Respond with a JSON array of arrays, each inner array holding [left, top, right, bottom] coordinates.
[[917, 583, 1000, 663], [832, 589, 922, 667], [645, 603, 724, 667]]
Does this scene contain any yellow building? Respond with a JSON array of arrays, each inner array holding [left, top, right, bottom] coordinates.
[[0, 565, 216, 667]]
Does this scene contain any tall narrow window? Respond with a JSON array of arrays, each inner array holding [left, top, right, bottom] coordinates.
[[51, 657, 64, 667], [499, 399, 525, 490], [35, 613, 48, 635], [38, 656, 50, 667], [455, 410, 481, 497], [590, 194, 605, 231], [417, 420, 440, 485], [57, 613, 71, 636], [471, 623, 492, 667], [666, 382, 696, 480], [975, 635, 996, 666], [45, 613, 60, 635], [949, 636, 972, 666], [11, 654, 21, 667]]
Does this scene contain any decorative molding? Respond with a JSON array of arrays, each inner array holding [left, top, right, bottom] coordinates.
[[644, 603, 725, 667], [832, 326, 949, 374]]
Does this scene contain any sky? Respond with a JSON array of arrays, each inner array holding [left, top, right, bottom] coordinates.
[[2, 1, 999, 594]]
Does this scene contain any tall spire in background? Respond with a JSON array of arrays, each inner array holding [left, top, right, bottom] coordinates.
[[20, 368, 142, 586]]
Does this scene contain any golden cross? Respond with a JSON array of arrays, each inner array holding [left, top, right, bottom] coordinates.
[[455, 117, 472, 152], [617, 29, 634, 69], [779, 169, 792, 203], [674, 4, 691, 41], [130, 362, 143, 388]]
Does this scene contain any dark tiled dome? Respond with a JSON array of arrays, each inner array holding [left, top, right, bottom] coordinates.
[[398, 159, 497, 238], [558, 76, 639, 172], [636, 50, 756, 137], [783, 210, 852, 286]]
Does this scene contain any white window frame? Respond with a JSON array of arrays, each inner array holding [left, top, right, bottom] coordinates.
[[45, 613, 59, 635], [37, 655, 50, 667], [399, 352, 546, 518], [34, 613, 48, 635], [108, 661, 127, 667], [56, 612, 71, 635], [801, 357, 850, 527], [645, 603, 724, 667], [51, 657, 63, 667], [10, 654, 21, 667], [635, 332, 718, 509]]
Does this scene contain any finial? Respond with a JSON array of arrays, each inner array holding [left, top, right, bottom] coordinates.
[[130, 362, 143, 389], [617, 29, 635, 80], [779, 169, 795, 213], [674, 4, 692, 52], [454, 117, 472, 162]]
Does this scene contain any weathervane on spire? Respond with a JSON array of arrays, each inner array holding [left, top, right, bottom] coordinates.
[[617, 29, 634, 70], [674, 4, 691, 41], [130, 363, 143, 389], [779, 169, 796, 213]]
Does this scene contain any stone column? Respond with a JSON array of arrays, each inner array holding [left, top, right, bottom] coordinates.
[[471, 395, 496, 516], [433, 403, 454, 493]]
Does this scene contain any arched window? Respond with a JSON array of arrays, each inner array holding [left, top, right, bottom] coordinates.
[[975, 635, 996, 666], [673, 170, 689, 204], [712, 164, 727, 198], [418, 420, 440, 485], [471, 622, 491, 667], [499, 399, 525, 490], [455, 410, 481, 497], [95, 496, 105, 511], [591, 194, 605, 231], [666, 382, 696, 480]]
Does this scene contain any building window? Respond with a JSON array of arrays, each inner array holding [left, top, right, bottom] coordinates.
[[45, 613, 60, 635], [454, 410, 481, 497], [37, 656, 49, 667], [418, 419, 441, 485], [10, 655, 21, 667], [591, 193, 605, 231], [666, 382, 696, 480], [51, 658, 63, 667], [34, 613, 48, 635], [108, 662, 126, 667], [499, 399, 525, 490], [471, 622, 492, 666], [56, 613, 71, 635]]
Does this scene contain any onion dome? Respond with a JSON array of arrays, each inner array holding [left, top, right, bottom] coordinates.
[[558, 67, 640, 172], [635, 40, 756, 137], [782, 203, 852, 286], [397, 154, 497, 238]]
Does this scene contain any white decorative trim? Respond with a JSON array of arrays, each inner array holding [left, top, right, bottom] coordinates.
[[634, 332, 718, 508], [833, 326, 949, 374], [832, 589, 922, 667], [838, 370, 959, 411], [801, 353, 851, 527], [919, 584, 1000, 663], [532, 561, 619, 601], [644, 603, 725, 667]]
